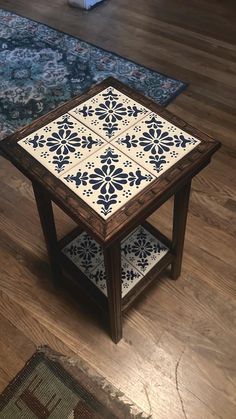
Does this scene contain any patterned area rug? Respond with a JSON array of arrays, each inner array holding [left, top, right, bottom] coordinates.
[[0, 346, 151, 418], [0, 9, 187, 140]]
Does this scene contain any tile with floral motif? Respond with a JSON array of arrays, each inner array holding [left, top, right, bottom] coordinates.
[[61, 230, 142, 297], [61, 145, 155, 219], [18, 113, 105, 177], [62, 231, 103, 275], [61, 225, 169, 297], [69, 86, 150, 141], [112, 112, 201, 176], [121, 225, 169, 274], [88, 259, 142, 297]]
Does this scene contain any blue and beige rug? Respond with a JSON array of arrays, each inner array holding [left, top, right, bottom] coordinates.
[[0, 9, 186, 140]]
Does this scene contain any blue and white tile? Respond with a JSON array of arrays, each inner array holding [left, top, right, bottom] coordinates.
[[69, 86, 150, 141], [62, 225, 169, 297], [61, 230, 142, 297], [62, 231, 103, 274], [112, 112, 201, 176], [61, 145, 154, 219], [88, 259, 142, 297], [121, 225, 168, 274], [18, 113, 105, 177]]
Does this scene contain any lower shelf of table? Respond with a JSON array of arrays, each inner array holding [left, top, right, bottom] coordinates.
[[59, 222, 174, 312]]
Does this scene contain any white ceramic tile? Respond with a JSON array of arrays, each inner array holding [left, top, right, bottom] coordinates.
[[18, 113, 105, 177], [62, 225, 169, 297], [61, 230, 142, 297], [69, 86, 150, 141], [112, 112, 201, 176], [61, 230, 144, 297], [61, 145, 154, 219], [62, 230, 142, 297], [62, 231, 103, 275], [121, 225, 169, 274], [88, 259, 142, 297]]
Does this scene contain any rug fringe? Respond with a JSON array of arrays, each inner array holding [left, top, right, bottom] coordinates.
[[37, 345, 152, 418]]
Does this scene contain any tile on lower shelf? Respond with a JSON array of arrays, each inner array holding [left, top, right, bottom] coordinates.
[[112, 112, 201, 176], [62, 225, 169, 298], [121, 225, 169, 275], [61, 144, 154, 219], [17, 113, 105, 177], [62, 231, 103, 275], [61, 231, 142, 297], [89, 259, 143, 297], [69, 86, 150, 141]]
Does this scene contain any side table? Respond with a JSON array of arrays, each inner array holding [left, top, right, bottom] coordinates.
[[0, 77, 220, 343]]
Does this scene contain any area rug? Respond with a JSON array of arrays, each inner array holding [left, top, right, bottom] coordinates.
[[0, 9, 187, 140], [0, 346, 151, 418]]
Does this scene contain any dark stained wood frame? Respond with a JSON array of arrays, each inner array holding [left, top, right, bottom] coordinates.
[[0, 77, 221, 343], [32, 181, 62, 286], [171, 181, 192, 280]]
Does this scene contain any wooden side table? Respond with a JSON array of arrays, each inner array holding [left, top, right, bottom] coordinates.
[[0, 77, 220, 343]]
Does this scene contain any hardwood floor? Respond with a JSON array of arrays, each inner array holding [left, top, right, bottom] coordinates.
[[0, 1, 236, 417]]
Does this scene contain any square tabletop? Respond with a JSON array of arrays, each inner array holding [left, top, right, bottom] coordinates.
[[0, 77, 220, 244]]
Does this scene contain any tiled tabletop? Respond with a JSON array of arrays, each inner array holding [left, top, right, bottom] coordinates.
[[18, 86, 200, 219]]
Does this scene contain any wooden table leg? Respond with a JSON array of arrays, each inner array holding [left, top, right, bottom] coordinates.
[[171, 181, 191, 280], [104, 240, 122, 343], [32, 181, 61, 285]]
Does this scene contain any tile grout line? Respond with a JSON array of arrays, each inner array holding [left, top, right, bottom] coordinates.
[[57, 112, 108, 178], [66, 88, 201, 181], [58, 107, 153, 179], [110, 113, 202, 178], [18, 88, 154, 182], [120, 226, 170, 279], [62, 228, 144, 297], [17, 113, 107, 180], [57, 143, 105, 178], [67, 86, 153, 141], [58, 140, 156, 220]]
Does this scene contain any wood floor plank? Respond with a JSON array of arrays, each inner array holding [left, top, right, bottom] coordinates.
[[0, 314, 35, 391]]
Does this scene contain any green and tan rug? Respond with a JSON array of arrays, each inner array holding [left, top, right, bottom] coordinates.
[[0, 346, 151, 418]]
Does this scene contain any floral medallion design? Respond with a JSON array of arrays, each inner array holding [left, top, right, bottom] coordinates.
[[88, 260, 142, 297], [121, 225, 168, 273], [62, 231, 103, 273], [69, 87, 150, 140], [112, 112, 201, 176], [18, 113, 105, 176], [62, 225, 168, 297], [61, 145, 154, 218]]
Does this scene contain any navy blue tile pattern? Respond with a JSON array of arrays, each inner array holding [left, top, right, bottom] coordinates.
[[61, 145, 154, 218], [62, 225, 169, 297], [69, 87, 150, 141], [112, 112, 200, 176], [18, 113, 105, 176]]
